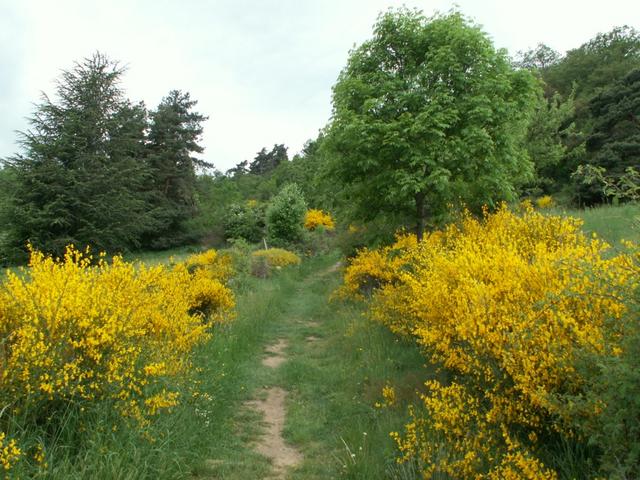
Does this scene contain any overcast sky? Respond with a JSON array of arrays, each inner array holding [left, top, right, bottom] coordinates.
[[1, 0, 638, 172]]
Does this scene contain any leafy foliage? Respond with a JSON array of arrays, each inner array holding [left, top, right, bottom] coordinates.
[[576, 68, 640, 204], [223, 200, 265, 243], [544, 26, 640, 104], [265, 183, 307, 246], [524, 89, 577, 194], [324, 8, 537, 238]]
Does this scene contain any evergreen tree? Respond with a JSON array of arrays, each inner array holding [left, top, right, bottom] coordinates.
[[226, 159, 249, 177], [249, 144, 288, 175], [145, 90, 209, 248], [577, 68, 640, 204], [5, 53, 151, 258]]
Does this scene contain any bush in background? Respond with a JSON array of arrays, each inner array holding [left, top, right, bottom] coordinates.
[[223, 200, 265, 243], [304, 209, 335, 231], [250, 248, 301, 278], [265, 184, 307, 247]]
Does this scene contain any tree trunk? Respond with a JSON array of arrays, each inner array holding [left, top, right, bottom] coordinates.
[[415, 191, 426, 242]]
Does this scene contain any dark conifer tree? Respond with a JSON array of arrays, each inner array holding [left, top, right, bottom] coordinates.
[[5, 53, 151, 258], [145, 90, 209, 248]]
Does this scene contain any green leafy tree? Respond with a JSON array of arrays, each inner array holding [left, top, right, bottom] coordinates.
[[324, 9, 537, 239], [4, 53, 152, 258], [514, 43, 562, 71], [223, 201, 265, 243], [145, 90, 209, 248], [266, 183, 307, 246], [525, 88, 577, 193]]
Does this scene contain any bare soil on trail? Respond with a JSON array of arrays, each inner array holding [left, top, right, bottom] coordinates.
[[262, 339, 288, 368], [244, 387, 303, 479], [297, 320, 319, 327], [327, 261, 343, 273], [245, 338, 304, 478]]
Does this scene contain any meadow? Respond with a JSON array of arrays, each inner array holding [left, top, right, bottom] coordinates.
[[0, 202, 637, 479], [2, 6, 639, 478]]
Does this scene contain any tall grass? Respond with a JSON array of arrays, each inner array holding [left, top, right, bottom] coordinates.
[[549, 202, 640, 246]]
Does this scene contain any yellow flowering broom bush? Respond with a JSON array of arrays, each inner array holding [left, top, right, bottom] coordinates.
[[0, 432, 21, 473], [535, 195, 555, 209], [304, 209, 335, 231], [183, 248, 234, 285], [251, 248, 301, 268], [342, 204, 636, 478], [0, 245, 235, 473]]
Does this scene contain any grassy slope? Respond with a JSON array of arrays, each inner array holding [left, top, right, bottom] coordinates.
[[549, 202, 639, 246]]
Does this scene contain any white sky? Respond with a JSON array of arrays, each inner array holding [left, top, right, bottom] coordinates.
[[1, 0, 638, 172]]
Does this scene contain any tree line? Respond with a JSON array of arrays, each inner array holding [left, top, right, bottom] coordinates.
[[1, 9, 638, 262], [204, 10, 639, 246]]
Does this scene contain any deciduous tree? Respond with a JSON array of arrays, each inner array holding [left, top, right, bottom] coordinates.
[[324, 9, 537, 239]]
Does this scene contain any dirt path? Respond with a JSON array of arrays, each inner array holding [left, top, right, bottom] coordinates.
[[262, 339, 288, 368], [244, 387, 303, 479], [242, 339, 302, 478], [200, 258, 347, 479]]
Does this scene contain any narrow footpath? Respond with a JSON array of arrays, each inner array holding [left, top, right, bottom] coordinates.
[[197, 254, 425, 480]]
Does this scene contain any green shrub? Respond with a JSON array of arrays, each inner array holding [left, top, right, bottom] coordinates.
[[223, 201, 265, 243], [265, 184, 307, 247], [301, 226, 335, 256]]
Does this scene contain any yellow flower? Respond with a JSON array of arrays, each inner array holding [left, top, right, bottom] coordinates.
[[535, 195, 555, 209], [304, 209, 335, 231], [342, 204, 636, 478], [251, 248, 301, 267], [0, 245, 235, 425]]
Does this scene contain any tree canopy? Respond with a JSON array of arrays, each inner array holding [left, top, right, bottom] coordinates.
[[575, 68, 640, 204], [145, 90, 208, 248], [324, 9, 537, 238], [2, 53, 210, 258], [249, 144, 288, 175], [5, 53, 152, 257]]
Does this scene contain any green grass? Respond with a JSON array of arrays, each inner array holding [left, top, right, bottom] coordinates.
[[124, 245, 202, 265], [10, 202, 638, 478], [549, 202, 640, 246], [25, 258, 294, 478], [24, 251, 425, 479], [193, 253, 427, 479]]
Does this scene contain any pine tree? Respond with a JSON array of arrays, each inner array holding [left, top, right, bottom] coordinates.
[[5, 53, 152, 258], [145, 90, 209, 248]]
